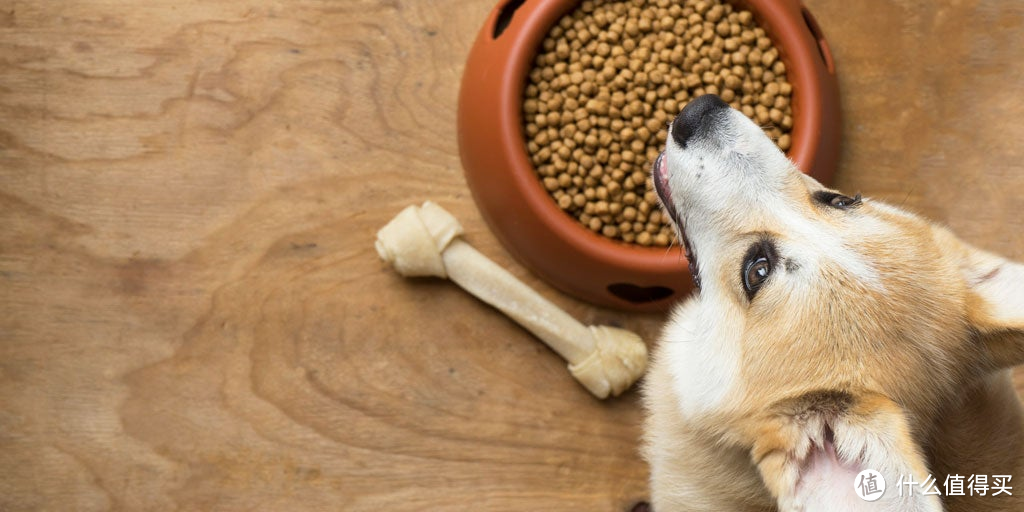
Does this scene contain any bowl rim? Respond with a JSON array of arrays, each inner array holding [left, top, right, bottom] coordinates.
[[458, 0, 839, 310]]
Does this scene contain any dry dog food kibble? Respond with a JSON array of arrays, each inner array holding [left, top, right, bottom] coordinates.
[[523, 0, 794, 246]]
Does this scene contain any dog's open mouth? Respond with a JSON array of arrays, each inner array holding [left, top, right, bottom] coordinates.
[[652, 152, 701, 290]]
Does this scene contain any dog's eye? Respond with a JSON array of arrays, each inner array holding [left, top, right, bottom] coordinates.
[[742, 243, 774, 299], [744, 257, 771, 297], [814, 191, 862, 210], [830, 194, 862, 208]]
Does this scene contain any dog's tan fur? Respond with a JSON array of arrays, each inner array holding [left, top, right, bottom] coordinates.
[[643, 97, 1024, 511]]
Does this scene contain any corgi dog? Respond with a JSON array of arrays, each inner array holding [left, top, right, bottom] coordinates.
[[643, 94, 1024, 512]]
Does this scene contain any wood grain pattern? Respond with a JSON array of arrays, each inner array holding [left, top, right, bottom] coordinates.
[[1, 0, 1022, 510]]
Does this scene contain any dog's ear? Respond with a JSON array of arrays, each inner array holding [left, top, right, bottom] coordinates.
[[751, 392, 943, 512], [940, 228, 1024, 369]]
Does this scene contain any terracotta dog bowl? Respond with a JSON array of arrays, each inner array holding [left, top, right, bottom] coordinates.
[[458, 0, 840, 312]]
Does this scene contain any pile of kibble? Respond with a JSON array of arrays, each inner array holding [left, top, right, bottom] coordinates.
[[522, 0, 793, 246]]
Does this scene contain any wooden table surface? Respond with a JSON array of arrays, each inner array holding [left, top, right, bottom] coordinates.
[[2, 1, 1023, 510]]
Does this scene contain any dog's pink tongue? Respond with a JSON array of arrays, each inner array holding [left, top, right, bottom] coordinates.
[[655, 152, 671, 199], [652, 152, 678, 223]]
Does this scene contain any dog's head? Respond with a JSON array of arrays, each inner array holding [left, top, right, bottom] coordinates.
[[652, 94, 1024, 509]]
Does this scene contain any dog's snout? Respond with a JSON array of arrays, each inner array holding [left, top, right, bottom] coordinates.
[[671, 94, 729, 148]]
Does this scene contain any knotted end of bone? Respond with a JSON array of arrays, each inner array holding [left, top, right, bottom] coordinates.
[[375, 201, 464, 278], [568, 326, 648, 398]]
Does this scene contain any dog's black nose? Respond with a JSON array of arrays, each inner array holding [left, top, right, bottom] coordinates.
[[671, 94, 729, 148]]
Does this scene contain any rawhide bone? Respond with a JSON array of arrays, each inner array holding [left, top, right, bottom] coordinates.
[[375, 201, 647, 398]]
